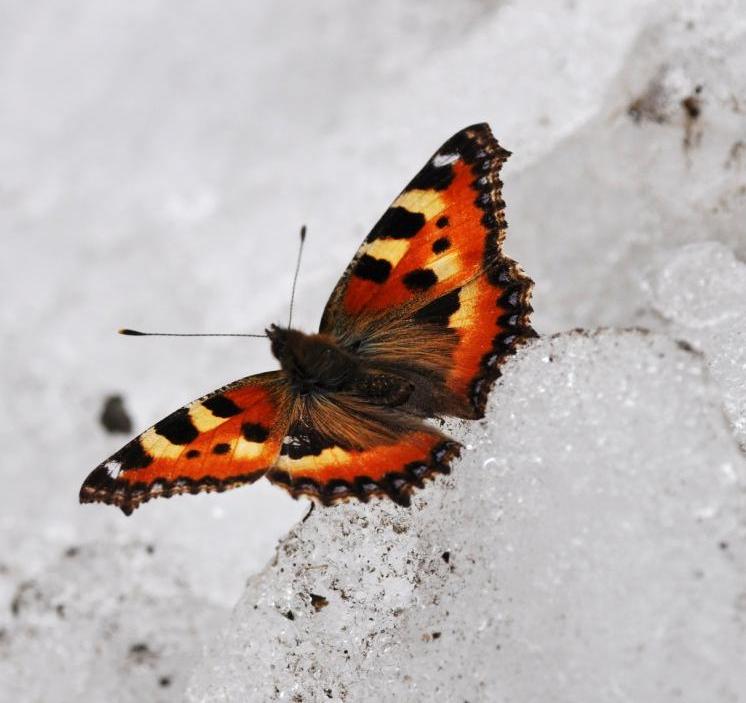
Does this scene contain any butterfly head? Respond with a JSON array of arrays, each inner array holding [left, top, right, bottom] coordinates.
[[266, 324, 291, 362], [267, 324, 355, 394]]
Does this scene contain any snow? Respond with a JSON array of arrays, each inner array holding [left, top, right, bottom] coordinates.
[[649, 242, 746, 448], [187, 330, 746, 702], [3, 540, 224, 702], [2, 0, 745, 701]]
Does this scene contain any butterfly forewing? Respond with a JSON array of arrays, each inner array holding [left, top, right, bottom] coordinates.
[[80, 372, 291, 514], [319, 123, 535, 418]]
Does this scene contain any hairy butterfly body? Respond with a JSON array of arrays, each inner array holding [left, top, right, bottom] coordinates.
[[80, 123, 535, 514]]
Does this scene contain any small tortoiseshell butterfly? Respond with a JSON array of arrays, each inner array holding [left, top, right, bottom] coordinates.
[[80, 124, 535, 515]]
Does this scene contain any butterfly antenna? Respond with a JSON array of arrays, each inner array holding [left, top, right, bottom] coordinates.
[[118, 329, 267, 338], [287, 225, 307, 329]]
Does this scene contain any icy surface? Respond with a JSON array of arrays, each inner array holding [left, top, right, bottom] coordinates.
[[2, 0, 746, 700], [187, 331, 746, 702], [649, 242, 746, 448]]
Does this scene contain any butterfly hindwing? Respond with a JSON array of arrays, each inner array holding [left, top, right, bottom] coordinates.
[[265, 394, 461, 506], [320, 123, 535, 419], [80, 371, 291, 514]]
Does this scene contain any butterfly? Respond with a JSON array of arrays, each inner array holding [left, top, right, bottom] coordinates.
[[80, 123, 535, 515]]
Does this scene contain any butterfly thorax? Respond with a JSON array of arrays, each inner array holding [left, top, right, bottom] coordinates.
[[267, 325, 357, 395], [267, 324, 414, 406]]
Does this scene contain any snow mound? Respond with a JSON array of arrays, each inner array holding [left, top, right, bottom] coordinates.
[[187, 330, 746, 702]]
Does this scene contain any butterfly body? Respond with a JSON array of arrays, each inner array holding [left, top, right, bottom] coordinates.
[[81, 124, 535, 514], [267, 326, 360, 396], [270, 324, 440, 412]]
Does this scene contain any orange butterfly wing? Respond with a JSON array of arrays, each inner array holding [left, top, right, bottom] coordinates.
[[268, 431, 459, 507], [320, 123, 535, 419], [80, 372, 290, 514], [264, 398, 461, 506]]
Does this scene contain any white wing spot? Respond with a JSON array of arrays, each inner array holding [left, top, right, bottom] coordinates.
[[433, 152, 459, 167], [105, 460, 122, 479]]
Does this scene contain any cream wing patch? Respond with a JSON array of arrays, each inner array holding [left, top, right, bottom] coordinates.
[[233, 436, 267, 461], [393, 190, 446, 220], [361, 238, 410, 268], [449, 285, 479, 331], [139, 427, 184, 460], [188, 402, 226, 432], [428, 250, 462, 282], [276, 446, 352, 474]]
